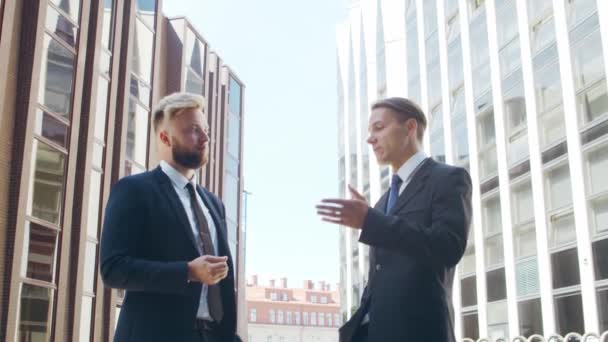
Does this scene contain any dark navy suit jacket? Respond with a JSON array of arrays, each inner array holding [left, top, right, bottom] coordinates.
[[100, 166, 237, 342], [339, 159, 472, 342]]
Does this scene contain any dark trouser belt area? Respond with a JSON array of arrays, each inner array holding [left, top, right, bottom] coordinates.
[[194, 319, 219, 331]]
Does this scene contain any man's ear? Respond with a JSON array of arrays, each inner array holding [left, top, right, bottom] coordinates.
[[159, 130, 171, 147], [407, 119, 418, 138]]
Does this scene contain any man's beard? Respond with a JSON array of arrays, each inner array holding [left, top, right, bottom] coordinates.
[[172, 140, 207, 169]]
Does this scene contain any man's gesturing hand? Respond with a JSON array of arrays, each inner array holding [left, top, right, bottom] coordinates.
[[316, 185, 369, 229], [188, 255, 229, 285]]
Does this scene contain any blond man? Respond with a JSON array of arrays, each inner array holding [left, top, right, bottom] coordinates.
[[101, 93, 239, 342]]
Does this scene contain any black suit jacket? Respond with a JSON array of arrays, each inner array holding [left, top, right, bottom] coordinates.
[[339, 158, 472, 342], [100, 167, 237, 342]]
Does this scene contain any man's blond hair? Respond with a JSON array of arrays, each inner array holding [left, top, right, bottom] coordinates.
[[152, 92, 205, 132]]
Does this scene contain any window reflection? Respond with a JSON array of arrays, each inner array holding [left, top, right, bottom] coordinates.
[[39, 34, 75, 118], [29, 140, 66, 225], [35, 110, 69, 148], [50, 0, 80, 21], [187, 32, 205, 76], [131, 18, 154, 84], [94, 78, 110, 140], [135, 0, 157, 28], [101, 0, 114, 50], [185, 70, 204, 95], [46, 4, 77, 47], [126, 99, 149, 166], [224, 173, 239, 222], [227, 114, 240, 158], [429, 106, 445, 163], [229, 77, 242, 116], [18, 284, 52, 342], [25, 222, 58, 283]]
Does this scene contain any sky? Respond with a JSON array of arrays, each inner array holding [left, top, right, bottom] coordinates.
[[163, 0, 349, 287]]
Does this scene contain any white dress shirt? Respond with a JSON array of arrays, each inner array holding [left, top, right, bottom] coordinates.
[[394, 151, 428, 195], [160, 160, 218, 321]]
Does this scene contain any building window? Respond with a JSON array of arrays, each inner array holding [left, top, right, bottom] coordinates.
[[511, 180, 537, 260], [462, 311, 479, 341], [518, 298, 543, 337], [451, 89, 469, 166], [270, 292, 277, 301], [503, 76, 529, 165], [335, 313, 341, 326], [318, 312, 325, 326], [311, 312, 317, 326], [516, 257, 540, 297], [327, 313, 333, 327], [598, 287, 608, 332], [486, 268, 507, 302], [277, 310, 283, 324], [281, 293, 288, 301], [461, 275, 478, 307], [534, 46, 565, 148], [303, 312, 308, 326], [551, 248, 581, 288], [286, 311, 292, 324], [482, 195, 503, 266], [269, 310, 275, 323], [585, 145, 608, 238], [555, 292, 584, 335], [250, 308, 256, 322], [18, 284, 53, 341], [545, 164, 576, 250], [320, 296, 327, 304], [592, 238, 608, 280], [470, 12, 491, 98], [487, 301, 508, 340], [569, 12, 608, 126], [310, 295, 317, 303], [430, 104, 446, 163]]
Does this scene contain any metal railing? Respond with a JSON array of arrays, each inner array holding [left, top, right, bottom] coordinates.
[[462, 332, 608, 342]]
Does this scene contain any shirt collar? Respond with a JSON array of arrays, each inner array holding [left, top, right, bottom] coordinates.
[[395, 151, 428, 183], [159, 160, 196, 190]]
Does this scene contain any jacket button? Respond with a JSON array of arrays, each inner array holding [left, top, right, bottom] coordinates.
[[375, 264, 381, 271]]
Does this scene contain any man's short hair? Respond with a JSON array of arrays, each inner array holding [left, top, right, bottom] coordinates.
[[371, 97, 427, 141], [152, 93, 205, 132]]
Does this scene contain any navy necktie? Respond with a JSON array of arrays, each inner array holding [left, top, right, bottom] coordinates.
[[386, 174, 403, 214]]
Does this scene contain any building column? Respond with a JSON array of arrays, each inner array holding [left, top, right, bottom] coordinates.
[[514, 0, 557, 334], [459, 0, 488, 337], [415, 0, 431, 155], [552, 0, 599, 333], [485, 0, 520, 337], [436, 0, 455, 166]]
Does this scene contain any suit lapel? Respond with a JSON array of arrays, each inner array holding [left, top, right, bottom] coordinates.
[[197, 186, 231, 258], [388, 158, 434, 215], [153, 167, 200, 254]]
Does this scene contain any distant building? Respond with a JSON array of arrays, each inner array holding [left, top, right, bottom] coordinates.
[[246, 276, 341, 342]]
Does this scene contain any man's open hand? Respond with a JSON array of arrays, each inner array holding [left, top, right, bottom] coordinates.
[[316, 185, 369, 229]]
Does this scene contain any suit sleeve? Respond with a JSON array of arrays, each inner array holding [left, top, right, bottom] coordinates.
[[100, 177, 190, 294], [359, 167, 472, 268]]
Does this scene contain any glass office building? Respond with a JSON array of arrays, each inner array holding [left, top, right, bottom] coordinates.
[[0, 1, 247, 340], [336, 0, 608, 340]]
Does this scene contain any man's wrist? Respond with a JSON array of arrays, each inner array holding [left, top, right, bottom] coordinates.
[[187, 261, 196, 282]]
